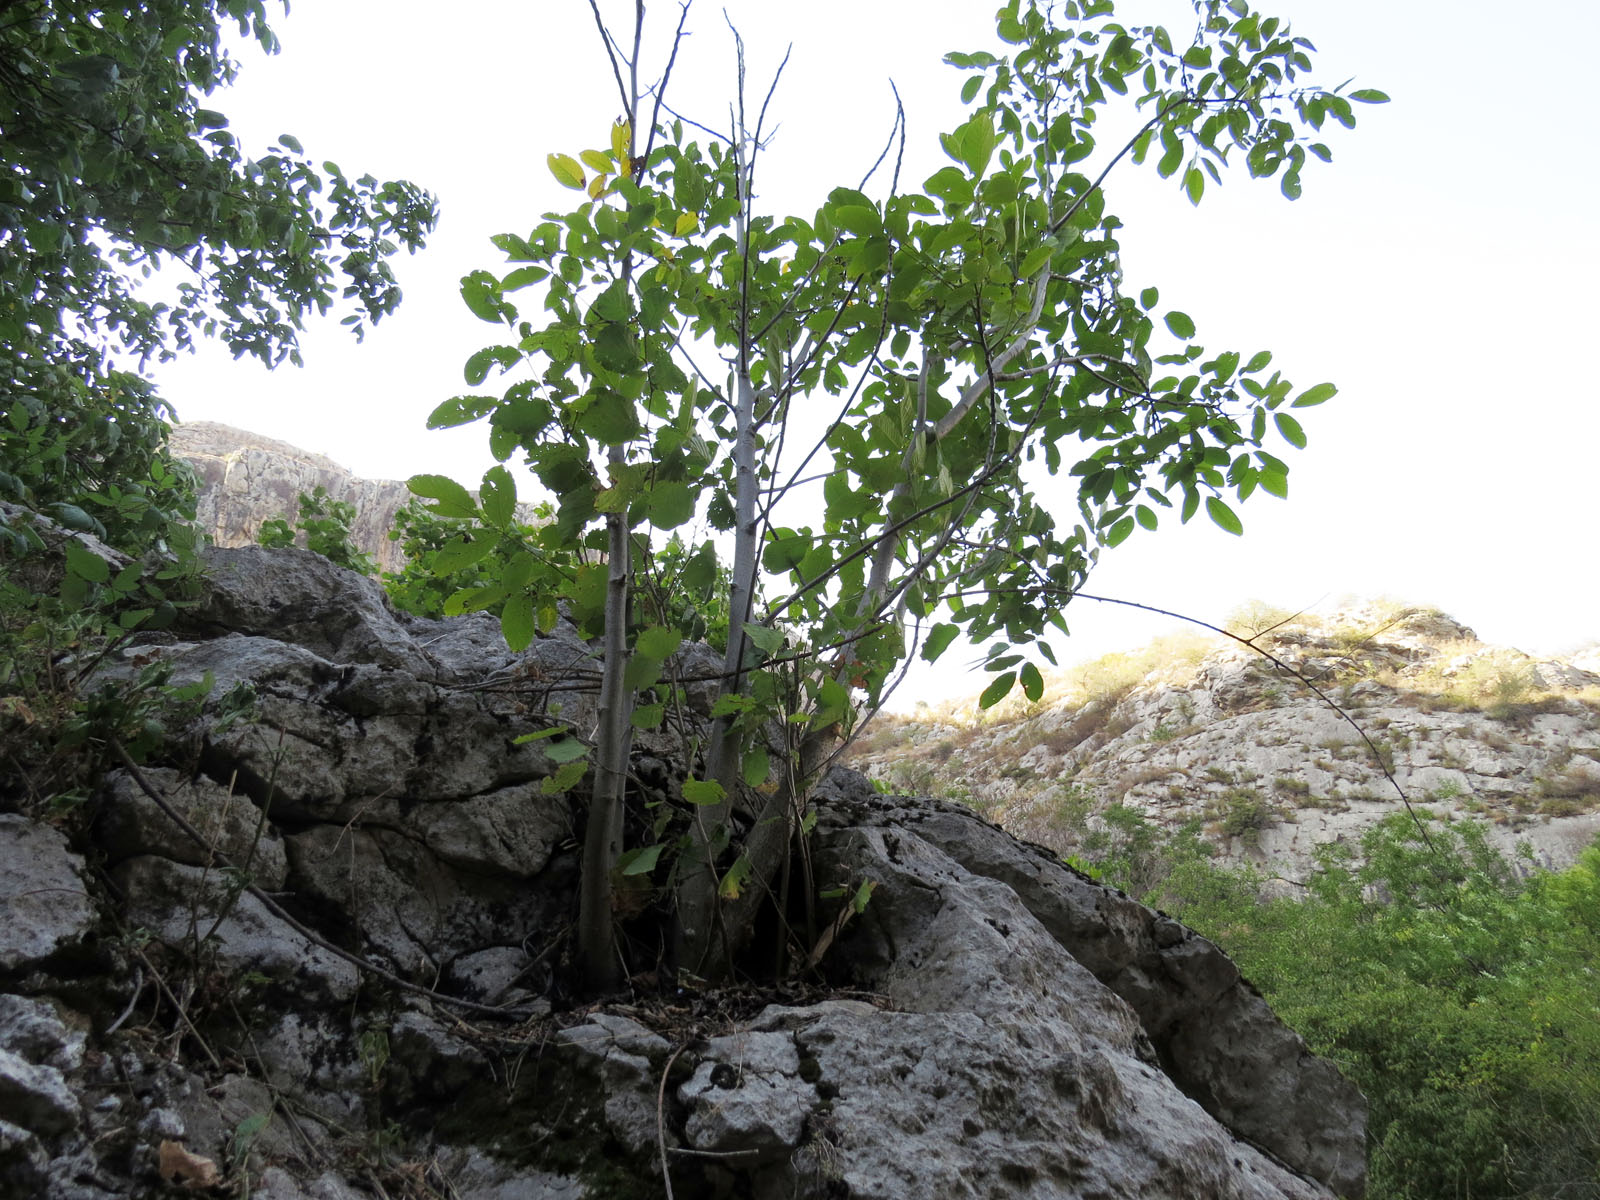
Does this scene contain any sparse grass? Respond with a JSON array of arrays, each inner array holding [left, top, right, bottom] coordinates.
[[1534, 764, 1600, 815], [1209, 789, 1280, 845], [1224, 600, 1309, 639]]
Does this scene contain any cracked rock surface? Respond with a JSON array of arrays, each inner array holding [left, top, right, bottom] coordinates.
[[0, 541, 1365, 1197]]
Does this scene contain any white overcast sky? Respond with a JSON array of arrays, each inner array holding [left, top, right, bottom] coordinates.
[[153, 1, 1600, 702]]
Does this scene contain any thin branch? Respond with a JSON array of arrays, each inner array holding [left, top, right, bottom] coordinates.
[[640, 2, 695, 176], [586, 0, 634, 120]]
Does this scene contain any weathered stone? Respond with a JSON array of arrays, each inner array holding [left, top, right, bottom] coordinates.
[[555, 1015, 669, 1156], [96, 767, 289, 889], [111, 855, 358, 1001], [0, 995, 86, 1073], [282, 822, 569, 980], [185, 544, 431, 675], [0, 1046, 79, 1135], [679, 1029, 810, 1160], [0, 517, 1373, 1200], [0, 814, 96, 972], [811, 772, 1366, 1199], [385, 1012, 492, 1106]]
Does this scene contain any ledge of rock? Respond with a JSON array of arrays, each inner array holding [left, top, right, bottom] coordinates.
[[0, 536, 1366, 1198]]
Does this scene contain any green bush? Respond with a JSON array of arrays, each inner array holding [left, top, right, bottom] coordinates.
[[1177, 817, 1600, 1200], [258, 486, 378, 575]]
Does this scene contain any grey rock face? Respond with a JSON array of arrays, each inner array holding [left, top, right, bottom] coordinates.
[[807, 773, 1367, 1199], [1, 541, 1363, 1199], [111, 855, 359, 1002], [171, 421, 418, 574], [96, 767, 289, 889], [855, 603, 1600, 883], [0, 814, 96, 972]]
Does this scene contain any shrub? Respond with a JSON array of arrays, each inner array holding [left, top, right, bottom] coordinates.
[[258, 486, 377, 575]]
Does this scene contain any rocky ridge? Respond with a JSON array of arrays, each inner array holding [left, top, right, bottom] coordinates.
[[852, 603, 1600, 880], [0, 531, 1366, 1199], [171, 420, 420, 574]]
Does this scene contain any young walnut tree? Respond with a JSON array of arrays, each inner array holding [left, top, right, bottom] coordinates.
[[409, 0, 1384, 991]]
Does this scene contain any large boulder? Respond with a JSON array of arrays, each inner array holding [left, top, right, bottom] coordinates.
[[0, 543, 1365, 1198]]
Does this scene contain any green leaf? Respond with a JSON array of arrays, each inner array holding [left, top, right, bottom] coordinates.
[[460, 270, 511, 324], [544, 736, 590, 764], [1292, 382, 1337, 408], [63, 541, 109, 584], [831, 205, 882, 236], [1349, 88, 1390, 103], [580, 148, 613, 174], [480, 465, 516, 527], [1184, 166, 1205, 206], [851, 878, 876, 914], [1020, 661, 1044, 703], [960, 75, 983, 104], [742, 746, 770, 788], [1135, 504, 1158, 531], [501, 593, 535, 651], [631, 703, 665, 730], [636, 626, 683, 659], [547, 153, 586, 190], [1165, 311, 1196, 340], [463, 345, 520, 385], [619, 844, 663, 876], [1206, 496, 1244, 535], [574, 388, 641, 445], [978, 671, 1017, 710], [743, 622, 785, 656], [625, 655, 663, 691], [541, 760, 588, 795], [646, 480, 694, 529], [513, 726, 570, 744], [408, 474, 478, 519], [718, 855, 753, 900], [427, 395, 497, 430], [922, 622, 960, 663], [683, 779, 726, 806], [430, 533, 496, 574], [1274, 412, 1307, 449], [1105, 515, 1135, 547]]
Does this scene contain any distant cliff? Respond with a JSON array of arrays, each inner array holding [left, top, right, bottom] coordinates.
[[171, 420, 416, 573], [852, 602, 1600, 879]]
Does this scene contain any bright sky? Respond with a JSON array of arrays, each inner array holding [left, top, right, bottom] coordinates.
[[153, 1, 1600, 704]]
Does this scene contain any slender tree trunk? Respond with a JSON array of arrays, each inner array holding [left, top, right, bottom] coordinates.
[[679, 96, 762, 976], [578, 486, 633, 994]]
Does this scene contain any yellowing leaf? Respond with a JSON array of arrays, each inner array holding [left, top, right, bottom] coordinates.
[[611, 118, 632, 164], [674, 212, 698, 236], [580, 148, 613, 174], [547, 152, 585, 190]]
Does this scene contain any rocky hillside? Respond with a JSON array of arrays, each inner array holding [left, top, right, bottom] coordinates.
[[0, 529, 1365, 1199], [171, 421, 419, 574], [851, 602, 1600, 880]]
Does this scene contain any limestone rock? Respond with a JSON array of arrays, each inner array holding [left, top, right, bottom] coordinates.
[[96, 767, 289, 890], [854, 602, 1600, 882], [0, 542, 1365, 1199], [110, 855, 359, 1002], [172, 421, 418, 574], [0, 814, 96, 972]]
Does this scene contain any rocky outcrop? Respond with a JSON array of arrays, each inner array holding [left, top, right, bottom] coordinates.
[[856, 603, 1600, 880], [171, 421, 419, 573], [0, 538, 1366, 1198]]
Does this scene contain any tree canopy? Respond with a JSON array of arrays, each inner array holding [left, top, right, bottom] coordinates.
[[0, 0, 436, 550], [409, 0, 1385, 986]]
